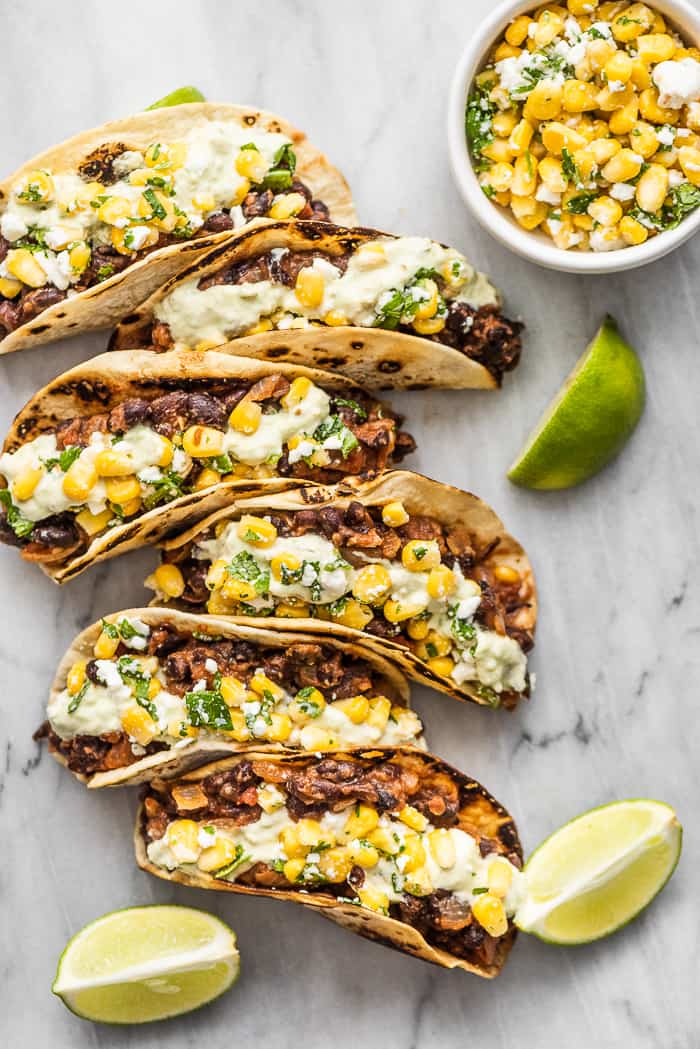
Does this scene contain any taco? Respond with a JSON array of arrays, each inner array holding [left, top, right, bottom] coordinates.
[[0, 350, 414, 582], [110, 221, 524, 390], [148, 471, 536, 709], [0, 104, 355, 354], [39, 608, 421, 789], [135, 748, 524, 976]]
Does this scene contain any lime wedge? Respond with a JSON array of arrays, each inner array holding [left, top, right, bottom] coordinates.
[[515, 800, 682, 945], [146, 86, 205, 110], [508, 316, 645, 490], [53, 905, 239, 1024]]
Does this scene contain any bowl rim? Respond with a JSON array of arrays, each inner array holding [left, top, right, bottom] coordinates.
[[447, 0, 700, 273]]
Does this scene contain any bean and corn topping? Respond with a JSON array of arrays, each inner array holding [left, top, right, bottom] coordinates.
[[151, 500, 535, 707], [0, 376, 414, 564], [43, 617, 422, 776], [468, 2, 700, 250], [142, 752, 525, 966], [135, 234, 523, 385], [0, 122, 330, 336]]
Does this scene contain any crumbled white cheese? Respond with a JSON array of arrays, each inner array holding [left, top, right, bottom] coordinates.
[[535, 185, 562, 205], [610, 182, 637, 202], [653, 58, 700, 109]]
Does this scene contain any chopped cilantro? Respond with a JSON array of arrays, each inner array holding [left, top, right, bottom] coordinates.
[[214, 845, 249, 879], [100, 618, 120, 640], [565, 191, 598, 215], [96, 264, 115, 282], [42, 445, 81, 472], [331, 397, 368, 420], [142, 470, 186, 510], [226, 551, 270, 595], [465, 78, 496, 159], [67, 681, 89, 714], [185, 687, 233, 730], [312, 415, 358, 458], [0, 489, 34, 539], [473, 886, 489, 895], [295, 686, 324, 718], [116, 656, 158, 719], [141, 188, 166, 221], [212, 453, 234, 474], [561, 148, 582, 188], [261, 143, 297, 192], [474, 683, 500, 708]]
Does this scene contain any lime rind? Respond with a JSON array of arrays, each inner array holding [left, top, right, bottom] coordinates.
[[53, 904, 239, 1025], [508, 316, 646, 490], [146, 86, 206, 110], [515, 799, 682, 945]]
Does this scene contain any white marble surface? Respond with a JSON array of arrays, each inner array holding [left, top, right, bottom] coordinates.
[[0, 0, 698, 1045]]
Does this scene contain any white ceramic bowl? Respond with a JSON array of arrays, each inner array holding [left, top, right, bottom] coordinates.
[[447, 0, 700, 273]]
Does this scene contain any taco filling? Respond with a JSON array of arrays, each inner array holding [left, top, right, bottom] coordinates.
[[151, 499, 534, 707], [0, 123, 330, 337], [141, 751, 525, 968], [43, 615, 422, 777], [0, 376, 413, 564], [145, 235, 523, 384]]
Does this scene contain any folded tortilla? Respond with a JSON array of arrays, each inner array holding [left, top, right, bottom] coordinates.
[[110, 220, 524, 390], [0, 349, 413, 582], [0, 104, 356, 354], [42, 607, 419, 789], [149, 470, 537, 709], [135, 748, 524, 977]]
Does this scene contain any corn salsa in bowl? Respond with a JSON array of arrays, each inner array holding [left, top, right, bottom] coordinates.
[[466, 1, 700, 254]]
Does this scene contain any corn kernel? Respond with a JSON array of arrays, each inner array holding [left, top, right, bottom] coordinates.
[[279, 825, 306, 858], [11, 467, 43, 502], [472, 893, 509, 937], [66, 241, 91, 274], [267, 712, 293, 742], [295, 266, 325, 308], [426, 564, 456, 600], [366, 695, 392, 731], [481, 138, 515, 164], [561, 79, 598, 114], [366, 826, 400, 855], [250, 671, 284, 701], [94, 450, 133, 477], [399, 805, 428, 832], [352, 564, 392, 605], [678, 146, 700, 187], [639, 87, 679, 125], [505, 14, 533, 46], [244, 317, 274, 336], [401, 539, 440, 572], [323, 309, 348, 326], [588, 195, 623, 227], [347, 840, 380, 868], [590, 138, 622, 166], [619, 214, 649, 244], [271, 552, 302, 580], [533, 9, 564, 47], [194, 468, 221, 491], [494, 563, 521, 584], [268, 191, 307, 219], [104, 475, 141, 506], [343, 803, 379, 841], [636, 163, 669, 211], [94, 629, 119, 660], [416, 629, 452, 661], [206, 557, 229, 590], [235, 146, 268, 182], [66, 660, 87, 696], [318, 846, 353, 882], [383, 599, 426, 623], [541, 122, 587, 156], [407, 615, 430, 640], [610, 96, 640, 135], [197, 836, 241, 874], [62, 458, 98, 502], [601, 147, 643, 183], [567, 0, 598, 13], [0, 276, 22, 298], [5, 248, 46, 288], [538, 156, 567, 193], [218, 676, 249, 708], [488, 856, 514, 898], [121, 703, 158, 746], [182, 424, 225, 457], [229, 398, 262, 435], [492, 110, 518, 138], [527, 80, 563, 121], [412, 315, 446, 335], [332, 695, 370, 724], [237, 515, 277, 547], [357, 887, 389, 913], [151, 563, 184, 600], [493, 41, 521, 61], [166, 819, 201, 863], [296, 818, 327, 848], [429, 828, 457, 869], [282, 857, 306, 882], [636, 32, 675, 64], [281, 376, 312, 409], [379, 501, 408, 528], [426, 655, 455, 678], [612, 3, 654, 42], [75, 507, 112, 536], [401, 835, 427, 873], [329, 598, 374, 629]]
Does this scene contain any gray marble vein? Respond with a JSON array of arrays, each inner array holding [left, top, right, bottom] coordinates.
[[0, 0, 698, 1045]]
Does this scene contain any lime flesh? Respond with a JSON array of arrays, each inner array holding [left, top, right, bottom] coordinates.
[[515, 800, 682, 945], [53, 905, 239, 1024], [146, 86, 205, 110], [508, 316, 645, 490]]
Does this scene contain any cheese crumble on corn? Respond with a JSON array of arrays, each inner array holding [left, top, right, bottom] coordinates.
[[467, 2, 700, 250]]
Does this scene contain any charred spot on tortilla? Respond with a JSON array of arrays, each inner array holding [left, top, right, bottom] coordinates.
[[379, 361, 402, 373], [78, 141, 131, 184]]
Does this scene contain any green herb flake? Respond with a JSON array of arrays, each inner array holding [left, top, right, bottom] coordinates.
[[0, 489, 34, 539]]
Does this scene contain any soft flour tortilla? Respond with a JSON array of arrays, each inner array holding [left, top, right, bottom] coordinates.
[[47, 607, 412, 788], [0, 104, 356, 354], [2, 348, 390, 582], [111, 220, 504, 390], [134, 747, 522, 977], [158, 470, 538, 708]]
